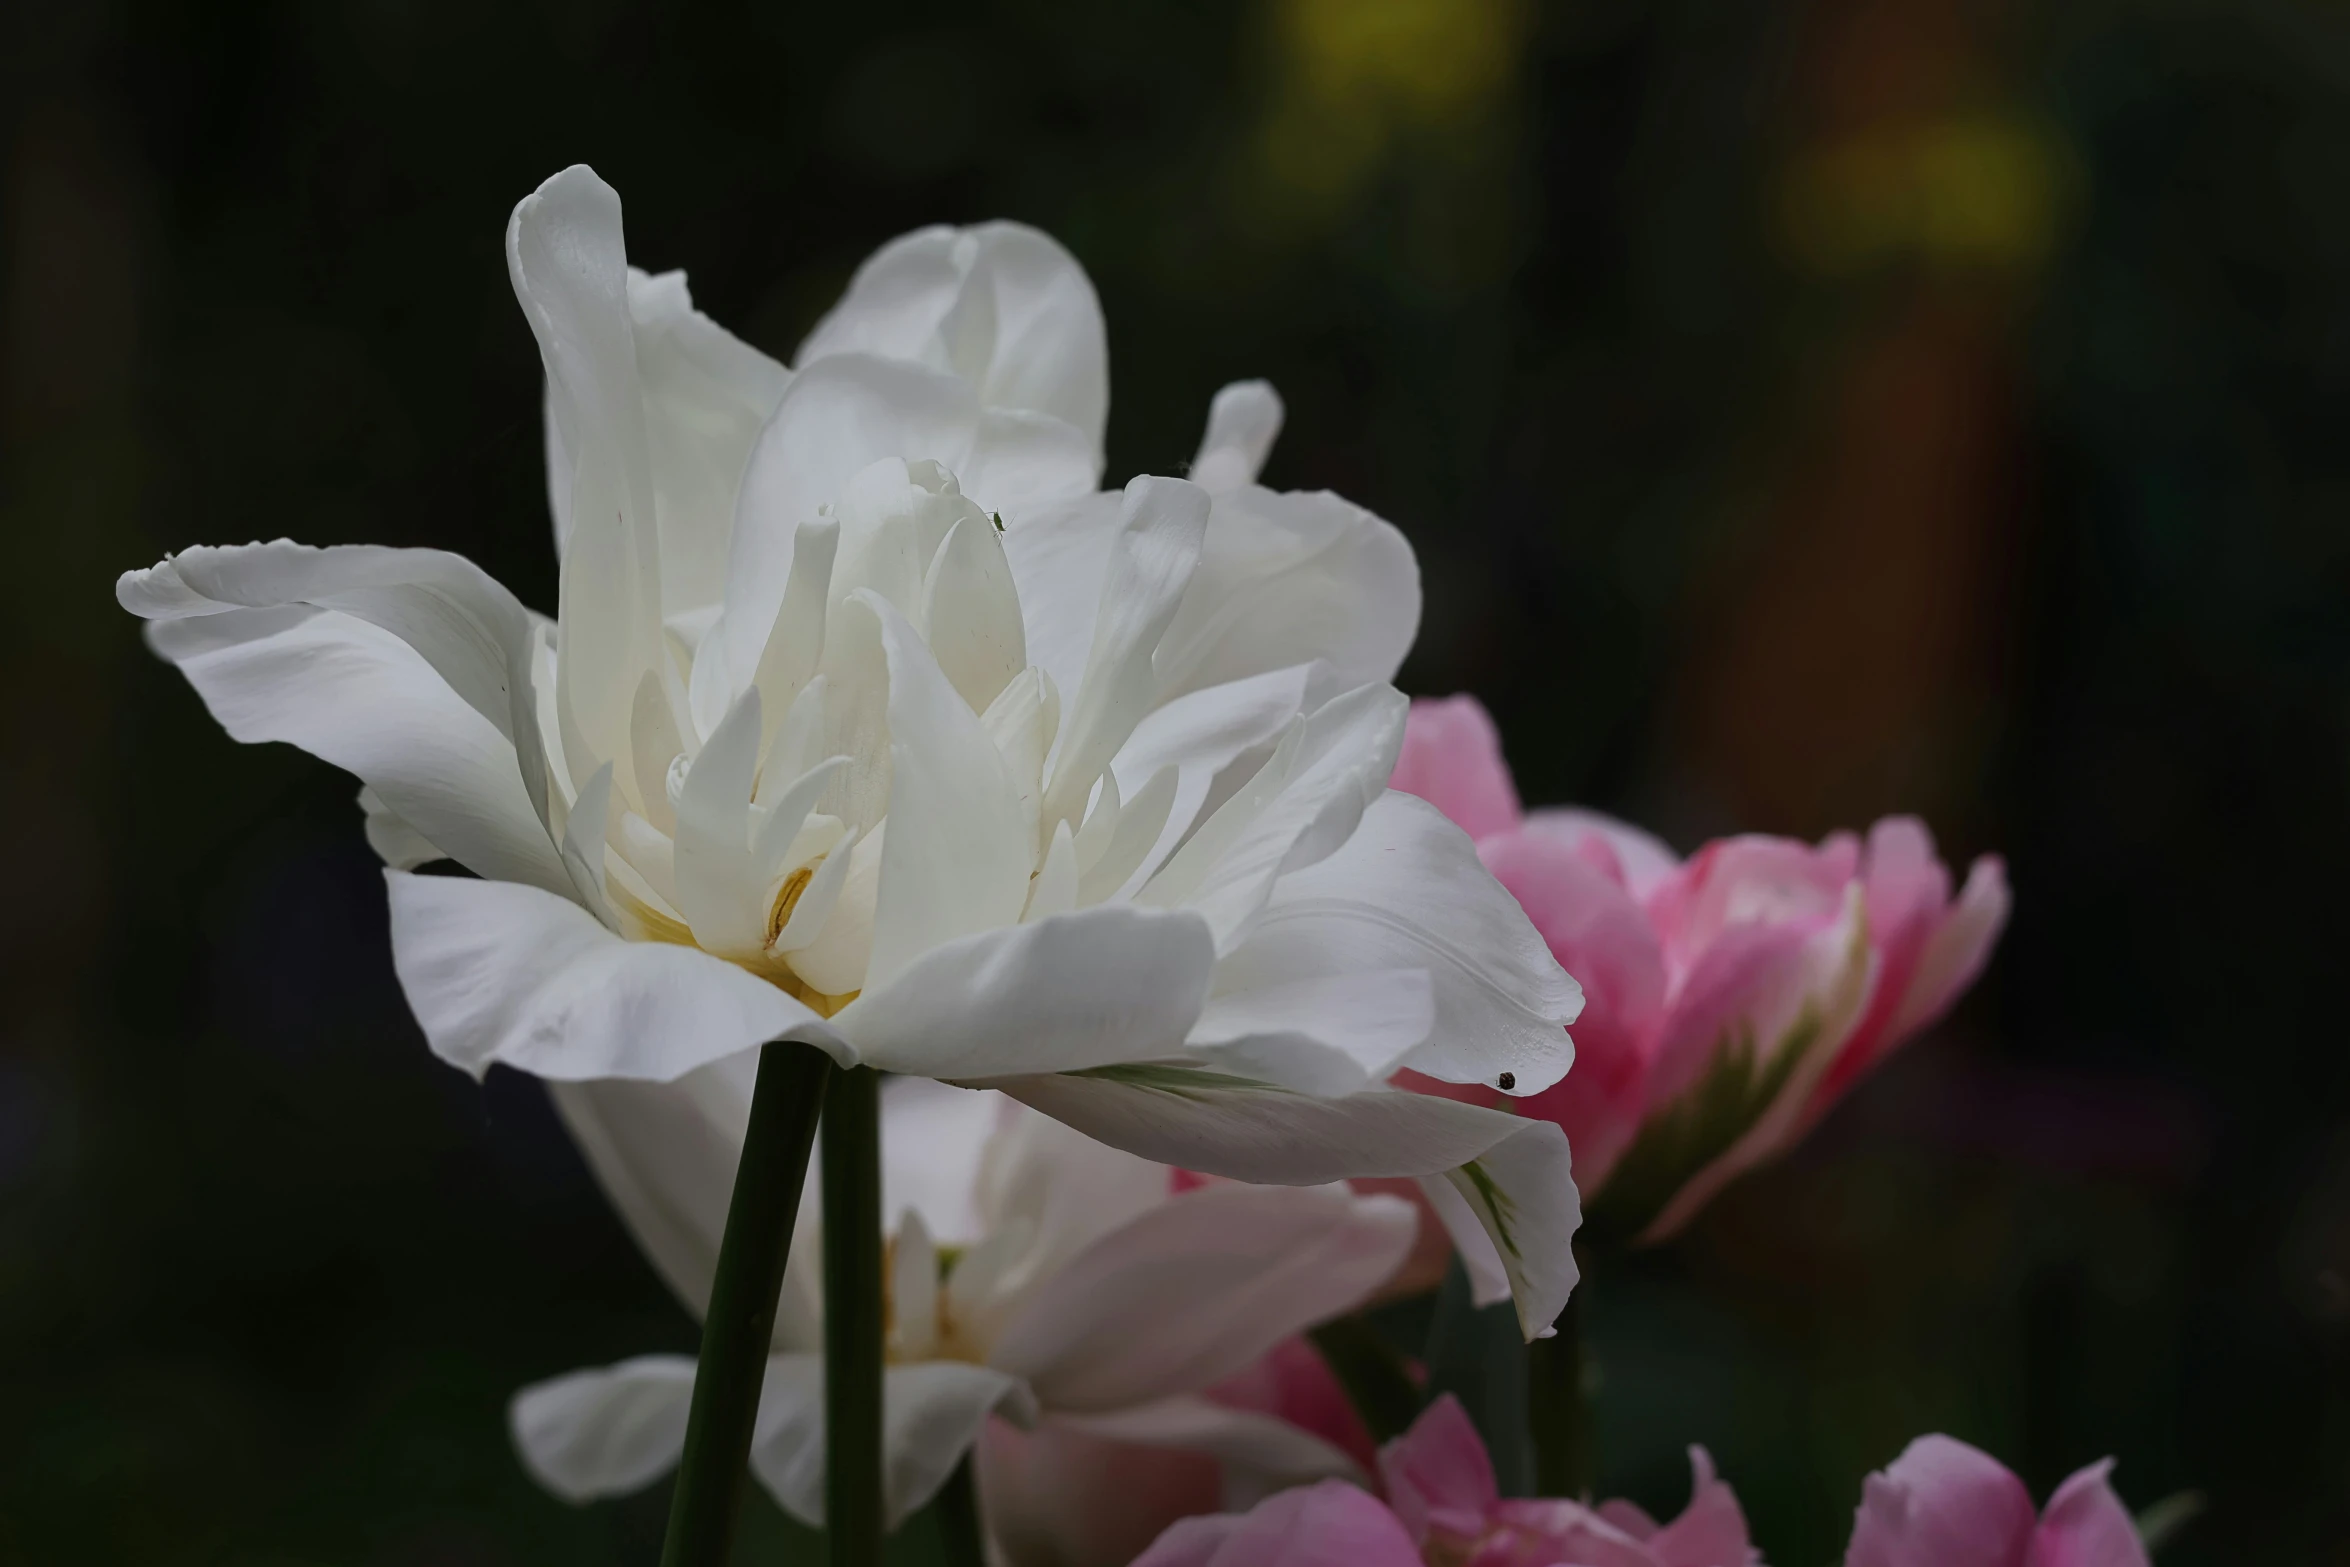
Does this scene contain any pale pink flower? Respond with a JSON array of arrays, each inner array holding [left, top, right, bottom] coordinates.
[[1133, 1394, 1756, 1567], [1845, 1435, 2148, 1567], [1390, 694, 2008, 1243]]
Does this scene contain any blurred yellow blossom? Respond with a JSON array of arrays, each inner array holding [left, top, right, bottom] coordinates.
[[1780, 112, 2071, 277]]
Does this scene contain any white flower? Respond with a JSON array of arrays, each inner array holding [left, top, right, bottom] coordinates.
[[513, 1076, 1414, 1529], [117, 165, 1583, 1333]]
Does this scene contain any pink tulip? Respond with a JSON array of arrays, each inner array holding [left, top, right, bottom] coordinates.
[[1134, 1394, 1757, 1567], [1390, 695, 2008, 1241], [1845, 1435, 2148, 1567]]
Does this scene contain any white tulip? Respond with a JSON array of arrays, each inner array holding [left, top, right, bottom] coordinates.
[[514, 1076, 1413, 1530], [117, 164, 1584, 1334]]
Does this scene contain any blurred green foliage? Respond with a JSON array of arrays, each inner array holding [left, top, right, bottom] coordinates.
[[3, 0, 2347, 1562]]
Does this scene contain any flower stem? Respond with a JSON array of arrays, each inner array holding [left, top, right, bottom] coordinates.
[[1528, 1279, 1593, 1499], [823, 1064, 885, 1566], [658, 1041, 831, 1567], [933, 1453, 986, 1567]]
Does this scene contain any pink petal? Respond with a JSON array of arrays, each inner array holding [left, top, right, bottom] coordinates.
[[1810, 818, 1960, 1106], [2026, 1460, 2149, 1567], [1389, 695, 1522, 841], [1519, 807, 1683, 900], [1377, 1394, 1500, 1544], [1846, 1435, 2037, 1567], [1478, 1499, 1660, 1567], [1478, 827, 1668, 1191], [1647, 834, 1851, 979], [1131, 1479, 1422, 1567], [1644, 1446, 1761, 1567], [1884, 854, 2009, 1045]]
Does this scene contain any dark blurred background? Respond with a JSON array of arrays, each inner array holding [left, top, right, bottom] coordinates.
[[4, 0, 2347, 1561]]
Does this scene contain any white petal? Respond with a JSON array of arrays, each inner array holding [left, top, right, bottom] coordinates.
[[798, 221, 1109, 454], [143, 605, 569, 896], [508, 166, 667, 784], [1041, 476, 1212, 835], [510, 1355, 696, 1502], [880, 1077, 1002, 1247], [673, 690, 765, 954], [358, 786, 443, 870], [999, 489, 1122, 707], [921, 511, 1027, 713], [1188, 380, 1285, 494], [753, 756, 851, 884], [745, 1355, 1037, 1530], [120, 540, 540, 744], [892, 1207, 941, 1361], [1140, 685, 1406, 949], [624, 266, 793, 612], [723, 355, 1093, 682], [989, 1183, 1415, 1411], [1432, 1116, 1584, 1339], [864, 594, 1034, 991], [1079, 764, 1175, 904], [549, 1056, 750, 1321], [1023, 821, 1078, 923], [1187, 970, 1435, 1096], [1420, 1172, 1511, 1308], [559, 761, 620, 929], [773, 823, 866, 955], [984, 1069, 1579, 1339], [844, 905, 1215, 1079], [1044, 1397, 1361, 1489], [749, 518, 839, 756], [1155, 485, 1420, 702], [385, 869, 849, 1081], [1227, 791, 1581, 1095], [629, 669, 688, 831]]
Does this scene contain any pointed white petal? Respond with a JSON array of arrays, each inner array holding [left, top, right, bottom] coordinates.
[[1079, 764, 1175, 904], [891, 1207, 941, 1361], [1433, 1116, 1584, 1339], [673, 689, 766, 955], [1023, 821, 1078, 923], [750, 518, 839, 755], [1041, 477, 1211, 836], [1189, 380, 1285, 494], [921, 511, 1027, 713], [559, 761, 620, 931], [142, 605, 569, 896], [510, 1355, 696, 1502], [989, 1183, 1415, 1412], [844, 904, 1214, 1079], [386, 869, 848, 1081], [863, 594, 1034, 990], [628, 669, 688, 831], [1228, 791, 1581, 1096], [753, 756, 851, 884]]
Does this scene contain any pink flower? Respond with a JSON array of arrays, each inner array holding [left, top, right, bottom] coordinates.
[[1391, 695, 2008, 1242], [1134, 1395, 1757, 1567], [1845, 1435, 2148, 1567]]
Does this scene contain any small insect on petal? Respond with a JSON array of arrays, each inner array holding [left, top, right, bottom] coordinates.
[[1497, 1073, 1515, 1091]]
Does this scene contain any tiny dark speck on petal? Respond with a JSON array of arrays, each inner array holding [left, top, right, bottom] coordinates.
[[1497, 1072, 1516, 1091]]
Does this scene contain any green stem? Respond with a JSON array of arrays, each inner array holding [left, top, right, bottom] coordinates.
[[933, 1453, 986, 1567], [823, 1064, 885, 1567], [659, 1042, 831, 1567], [1528, 1278, 1593, 1499]]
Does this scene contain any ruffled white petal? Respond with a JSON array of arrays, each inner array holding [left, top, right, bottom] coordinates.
[[385, 870, 849, 1082], [796, 220, 1109, 455], [142, 605, 568, 895], [1224, 791, 1581, 1095], [1187, 970, 1435, 1096], [843, 906, 1216, 1079], [983, 1068, 1578, 1338]]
